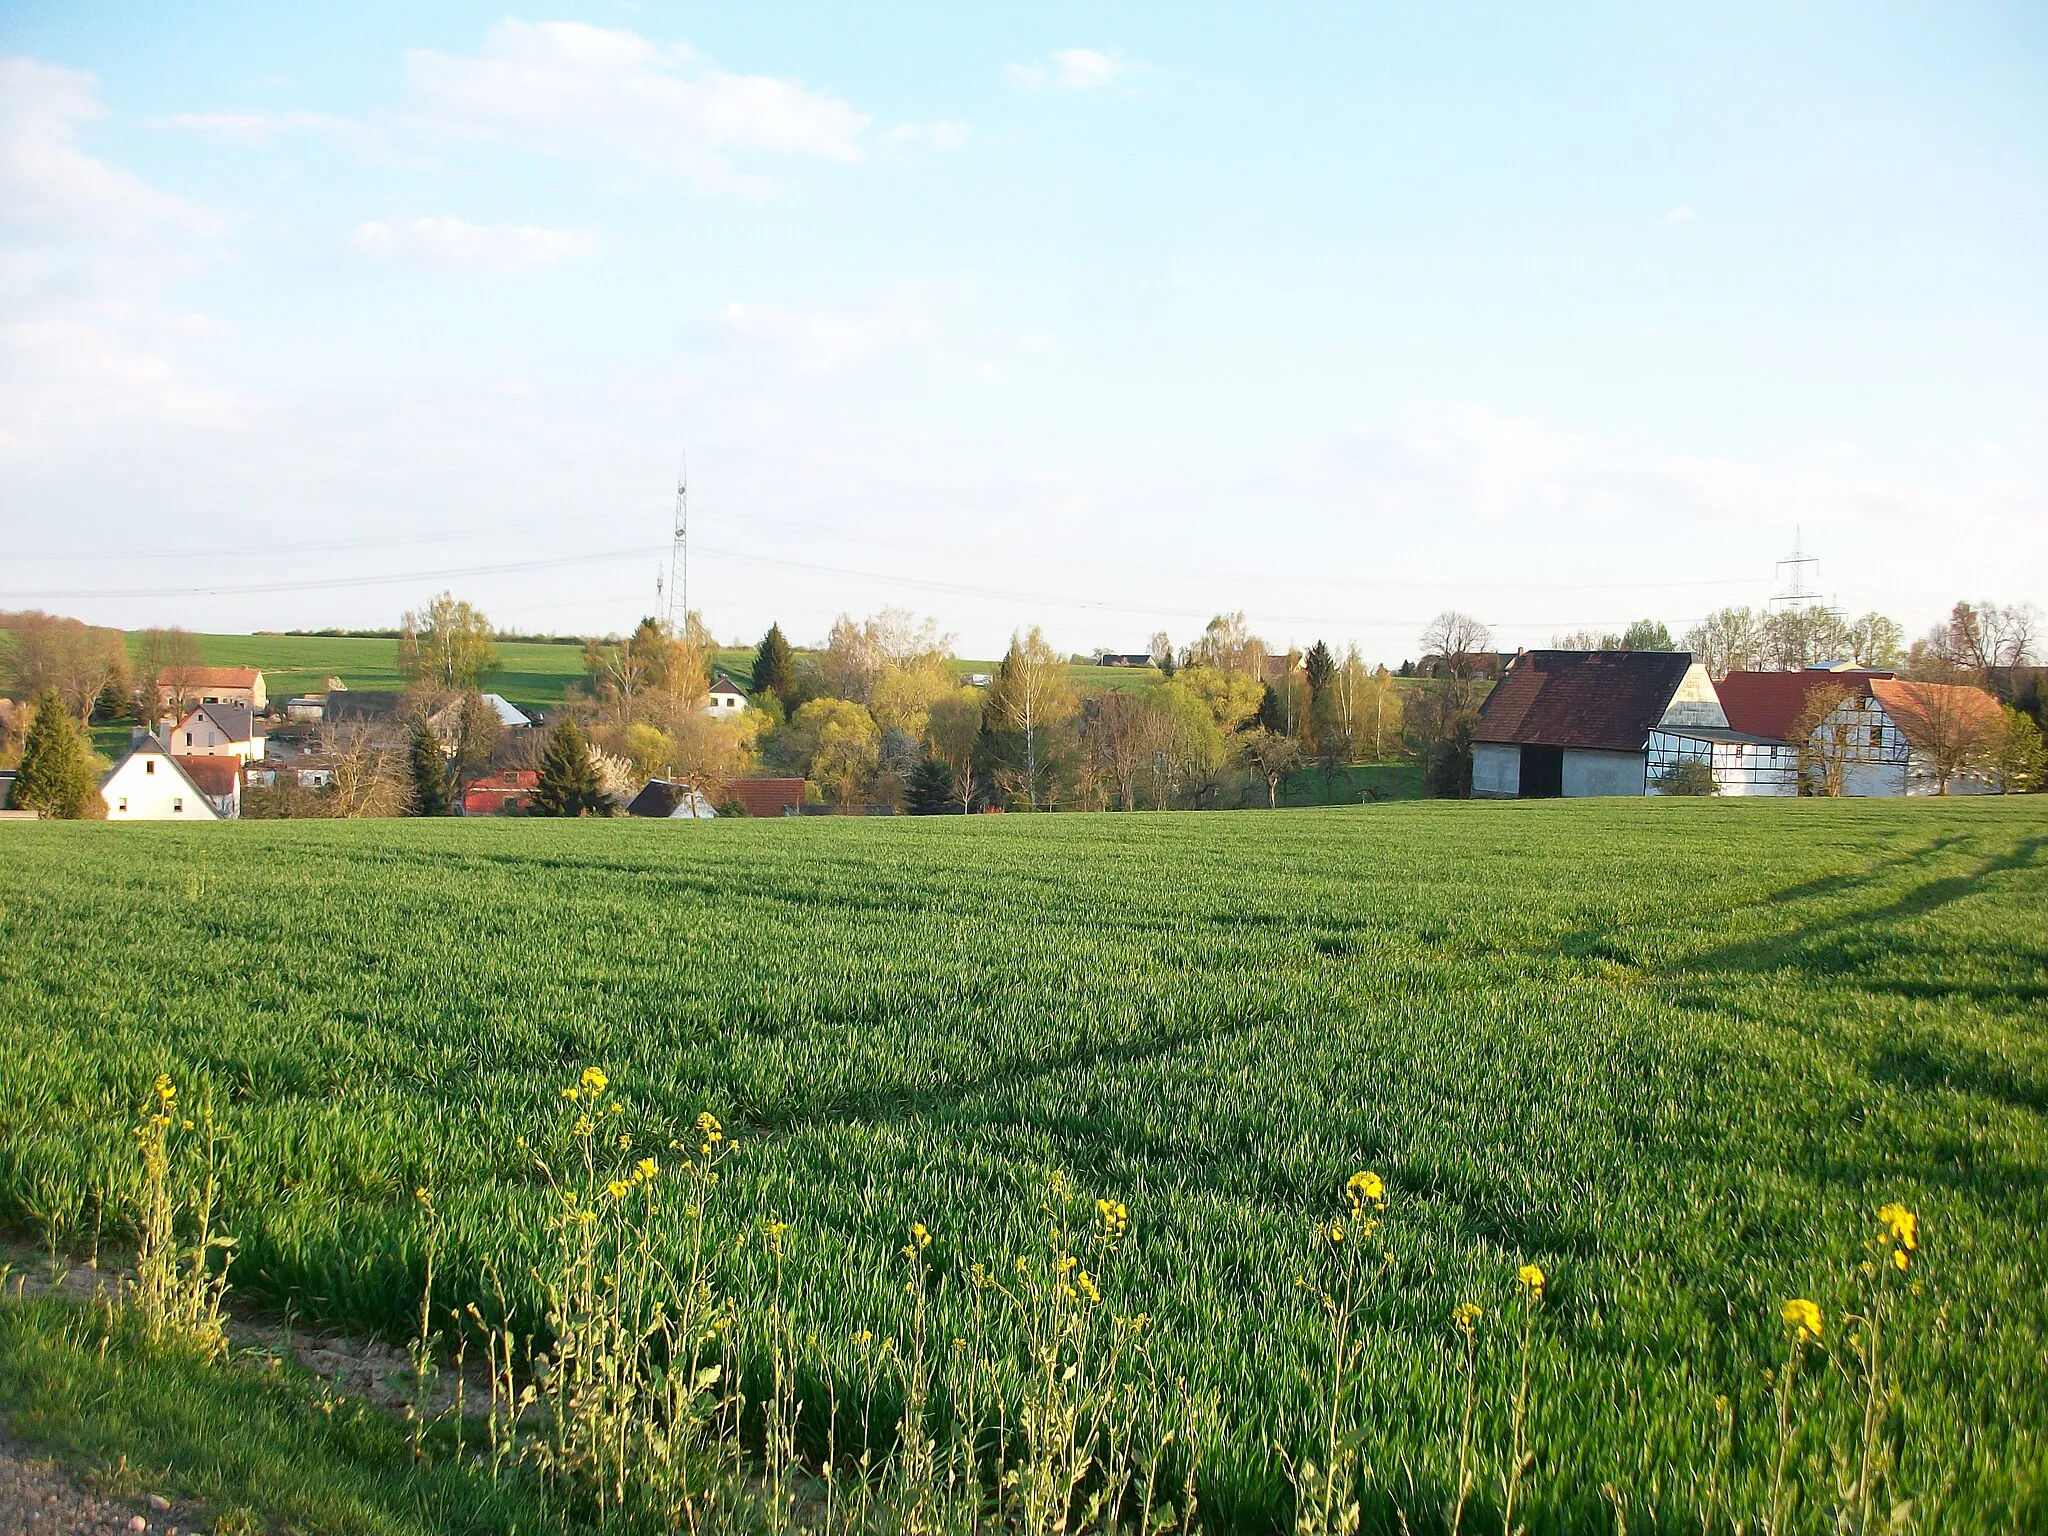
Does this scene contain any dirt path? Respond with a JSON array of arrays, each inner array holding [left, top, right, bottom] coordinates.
[[0, 1439, 200, 1536]]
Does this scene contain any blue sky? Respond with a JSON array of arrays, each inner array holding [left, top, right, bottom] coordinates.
[[3, 2, 2043, 660]]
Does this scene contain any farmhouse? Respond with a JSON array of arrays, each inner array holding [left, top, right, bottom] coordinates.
[[1713, 669, 2001, 796], [625, 778, 717, 818], [1472, 650, 1734, 798], [162, 702, 265, 762], [703, 674, 749, 717], [463, 770, 539, 816], [158, 666, 266, 714], [100, 735, 220, 820]]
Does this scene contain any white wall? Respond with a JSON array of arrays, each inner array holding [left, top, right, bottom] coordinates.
[[1472, 742, 1520, 798], [1659, 663, 1731, 729], [102, 752, 219, 820], [1563, 749, 1646, 797]]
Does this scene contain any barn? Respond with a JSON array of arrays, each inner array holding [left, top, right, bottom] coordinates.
[[1471, 650, 1732, 798]]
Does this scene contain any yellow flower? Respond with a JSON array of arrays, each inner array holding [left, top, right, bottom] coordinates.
[[579, 1066, 609, 1097], [1453, 1302, 1483, 1335], [573, 1115, 594, 1139], [635, 1157, 659, 1181], [606, 1179, 631, 1200], [561, 1087, 580, 1101], [1893, 1248, 1910, 1272], [1095, 1198, 1130, 1239], [1518, 1262, 1546, 1300], [1877, 1203, 1917, 1252], [1074, 1270, 1101, 1305], [1780, 1298, 1823, 1341], [1347, 1170, 1386, 1211], [910, 1222, 932, 1249], [1326, 1221, 1345, 1246]]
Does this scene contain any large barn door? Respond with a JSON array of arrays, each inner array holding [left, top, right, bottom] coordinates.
[[1520, 746, 1564, 798]]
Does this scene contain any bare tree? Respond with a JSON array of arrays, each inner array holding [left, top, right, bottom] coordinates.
[[1241, 729, 1302, 809], [1791, 685, 1855, 796], [136, 626, 204, 721], [1, 612, 127, 725], [1881, 681, 1998, 795], [1083, 689, 1152, 811], [322, 723, 406, 817], [1682, 607, 1761, 679], [927, 687, 984, 814], [1417, 611, 1493, 679]]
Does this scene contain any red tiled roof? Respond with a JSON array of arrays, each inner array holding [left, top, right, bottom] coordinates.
[[726, 777, 806, 817], [1472, 650, 1696, 753], [1868, 679, 2003, 751], [173, 757, 241, 796], [1717, 670, 1892, 743], [174, 667, 263, 688]]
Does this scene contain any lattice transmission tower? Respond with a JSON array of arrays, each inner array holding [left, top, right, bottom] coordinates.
[[665, 453, 689, 635]]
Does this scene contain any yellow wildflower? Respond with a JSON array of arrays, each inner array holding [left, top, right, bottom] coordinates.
[[606, 1179, 631, 1200], [580, 1066, 608, 1096], [1893, 1248, 1910, 1272], [1518, 1262, 1546, 1300], [573, 1115, 594, 1139], [1453, 1302, 1483, 1336], [635, 1157, 659, 1181], [1074, 1270, 1101, 1305], [1325, 1221, 1345, 1246], [910, 1222, 932, 1249], [1877, 1203, 1918, 1252], [1780, 1298, 1823, 1341], [1347, 1170, 1386, 1211], [1095, 1198, 1130, 1239]]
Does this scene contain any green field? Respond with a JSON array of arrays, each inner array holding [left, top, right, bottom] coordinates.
[[115, 633, 761, 709], [4, 800, 2045, 1531]]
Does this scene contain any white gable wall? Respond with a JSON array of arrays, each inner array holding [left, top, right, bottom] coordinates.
[[102, 751, 219, 820]]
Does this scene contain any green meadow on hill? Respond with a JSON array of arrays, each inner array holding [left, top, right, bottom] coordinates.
[[3, 798, 2044, 1530]]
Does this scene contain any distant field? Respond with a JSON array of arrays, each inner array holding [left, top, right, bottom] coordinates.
[[118, 633, 758, 709], [4, 799, 2044, 1530], [1278, 761, 1426, 806]]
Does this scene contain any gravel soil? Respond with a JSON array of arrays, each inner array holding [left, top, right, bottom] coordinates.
[[0, 1439, 201, 1536]]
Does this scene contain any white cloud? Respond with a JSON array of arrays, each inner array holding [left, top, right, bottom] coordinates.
[[883, 119, 970, 151], [1010, 48, 1136, 93], [0, 58, 238, 463], [157, 108, 354, 143], [1663, 203, 1696, 224], [350, 216, 600, 272], [399, 20, 871, 194], [710, 299, 906, 372], [1, 58, 222, 239]]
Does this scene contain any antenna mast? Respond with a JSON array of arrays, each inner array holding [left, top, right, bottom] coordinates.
[[666, 453, 688, 635]]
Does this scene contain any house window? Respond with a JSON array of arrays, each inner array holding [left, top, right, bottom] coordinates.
[[186, 732, 193, 746], [118, 798, 128, 812], [146, 760, 156, 775], [173, 798, 184, 812]]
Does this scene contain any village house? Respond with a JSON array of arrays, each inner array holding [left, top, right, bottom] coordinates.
[[1472, 650, 1740, 798], [463, 770, 540, 816], [724, 777, 808, 817], [1718, 669, 2005, 795], [100, 735, 221, 821], [625, 778, 717, 818], [159, 666, 266, 714], [175, 756, 242, 818], [703, 674, 749, 717], [161, 702, 265, 762]]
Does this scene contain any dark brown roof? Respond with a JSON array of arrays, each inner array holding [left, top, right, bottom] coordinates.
[[1473, 650, 1697, 752]]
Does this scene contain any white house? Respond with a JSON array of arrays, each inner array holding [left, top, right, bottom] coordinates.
[[162, 702, 265, 762], [101, 736, 221, 821], [703, 674, 749, 717], [1472, 650, 1733, 798], [1717, 671, 2005, 797]]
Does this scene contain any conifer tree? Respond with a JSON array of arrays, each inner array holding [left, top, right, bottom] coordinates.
[[753, 623, 796, 704], [531, 717, 607, 817], [14, 691, 104, 819], [407, 716, 450, 817], [905, 756, 956, 814]]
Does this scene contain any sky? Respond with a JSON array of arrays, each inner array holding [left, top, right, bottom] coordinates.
[[3, 2, 2044, 662]]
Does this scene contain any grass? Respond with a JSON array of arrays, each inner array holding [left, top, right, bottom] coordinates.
[[2, 799, 2045, 1531], [114, 633, 760, 711], [1278, 762, 1426, 806], [0, 1296, 551, 1536]]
